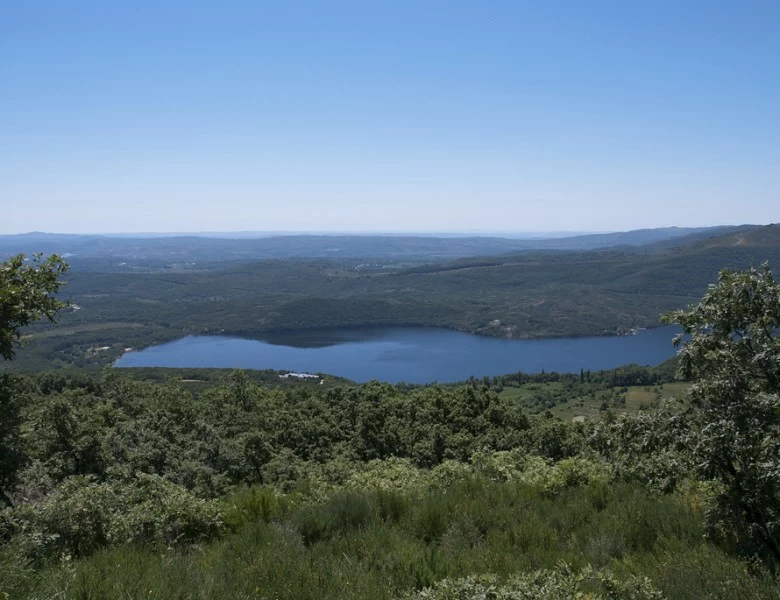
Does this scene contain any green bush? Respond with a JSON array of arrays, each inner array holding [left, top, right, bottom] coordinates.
[[472, 450, 611, 495], [347, 457, 427, 492], [114, 473, 223, 546], [8, 476, 120, 559], [5, 474, 222, 561]]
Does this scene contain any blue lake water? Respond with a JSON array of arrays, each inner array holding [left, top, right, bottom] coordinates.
[[114, 326, 681, 384]]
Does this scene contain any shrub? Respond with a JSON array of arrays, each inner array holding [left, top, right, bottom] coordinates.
[[411, 494, 453, 543], [588, 404, 696, 493], [221, 486, 282, 530], [375, 488, 409, 524], [114, 473, 223, 546], [292, 491, 375, 545], [401, 563, 664, 599], [472, 450, 611, 496], [5, 474, 223, 561], [347, 457, 426, 492]]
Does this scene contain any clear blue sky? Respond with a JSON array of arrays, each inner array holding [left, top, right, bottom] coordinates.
[[2, 1, 778, 234]]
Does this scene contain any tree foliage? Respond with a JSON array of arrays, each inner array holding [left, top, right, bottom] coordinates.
[[664, 264, 780, 565], [0, 254, 68, 508], [0, 253, 69, 361]]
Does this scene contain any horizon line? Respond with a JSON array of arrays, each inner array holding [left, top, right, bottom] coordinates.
[[0, 224, 746, 239]]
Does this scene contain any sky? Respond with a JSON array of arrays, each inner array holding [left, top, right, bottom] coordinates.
[[2, 1, 778, 235]]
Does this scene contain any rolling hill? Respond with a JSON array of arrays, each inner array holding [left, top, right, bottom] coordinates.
[[0, 225, 755, 268]]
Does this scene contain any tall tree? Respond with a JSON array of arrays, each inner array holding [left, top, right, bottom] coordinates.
[[664, 263, 780, 565], [0, 253, 69, 506]]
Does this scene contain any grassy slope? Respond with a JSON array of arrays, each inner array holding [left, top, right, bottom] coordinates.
[[4, 479, 777, 599], [500, 381, 690, 421]]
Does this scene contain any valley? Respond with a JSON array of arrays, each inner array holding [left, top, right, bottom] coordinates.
[[7, 224, 780, 374]]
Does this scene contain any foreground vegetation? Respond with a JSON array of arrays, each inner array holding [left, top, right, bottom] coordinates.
[[0, 365, 777, 596], [4, 473, 778, 599]]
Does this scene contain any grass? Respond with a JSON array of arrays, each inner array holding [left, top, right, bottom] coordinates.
[[500, 381, 691, 422], [3, 478, 777, 599], [22, 322, 144, 340]]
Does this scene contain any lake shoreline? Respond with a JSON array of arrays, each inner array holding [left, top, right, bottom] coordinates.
[[201, 320, 667, 344], [115, 325, 681, 384]]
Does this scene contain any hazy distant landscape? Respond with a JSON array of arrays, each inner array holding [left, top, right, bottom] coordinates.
[[0, 225, 755, 266]]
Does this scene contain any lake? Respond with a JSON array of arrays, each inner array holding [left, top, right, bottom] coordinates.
[[114, 326, 681, 384]]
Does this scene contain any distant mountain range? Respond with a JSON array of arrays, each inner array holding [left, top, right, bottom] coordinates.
[[0, 225, 766, 266]]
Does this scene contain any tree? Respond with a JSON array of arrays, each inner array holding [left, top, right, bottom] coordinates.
[[663, 263, 780, 565], [1, 253, 69, 360], [0, 253, 69, 507]]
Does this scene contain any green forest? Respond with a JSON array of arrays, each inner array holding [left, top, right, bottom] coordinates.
[[1, 250, 779, 598]]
